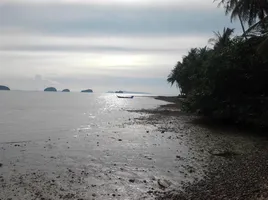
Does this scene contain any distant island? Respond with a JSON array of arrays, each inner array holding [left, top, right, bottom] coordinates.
[[81, 89, 93, 93], [62, 89, 70, 92], [115, 90, 124, 93], [44, 87, 57, 92], [0, 85, 10, 91]]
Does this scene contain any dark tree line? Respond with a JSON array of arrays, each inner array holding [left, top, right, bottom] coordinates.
[[168, 0, 268, 126]]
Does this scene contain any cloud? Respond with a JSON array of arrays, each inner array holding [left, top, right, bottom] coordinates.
[[0, 0, 242, 94], [0, 2, 241, 36], [0, 31, 209, 52], [1, 0, 217, 9]]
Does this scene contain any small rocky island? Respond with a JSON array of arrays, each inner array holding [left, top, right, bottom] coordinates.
[[44, 87, 57, 92], [81, 89, 93, 93], [0, 85, 10, 91], [62, 89, 70, 92], [115, 90, 124, 93]]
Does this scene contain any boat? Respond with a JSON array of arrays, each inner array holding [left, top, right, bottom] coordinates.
[[117, 96, 134, 99]]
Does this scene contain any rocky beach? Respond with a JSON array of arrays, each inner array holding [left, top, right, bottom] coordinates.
[[0, 94, 268, 200], [142, 97, 268, 200]]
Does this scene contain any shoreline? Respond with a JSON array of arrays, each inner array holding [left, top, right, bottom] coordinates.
[[1, 95, 268, 200], [144, 96, 268, 200]]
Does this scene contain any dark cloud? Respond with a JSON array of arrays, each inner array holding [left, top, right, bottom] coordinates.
[[0, 3, 242, 36], [0, 44, 188, 53]]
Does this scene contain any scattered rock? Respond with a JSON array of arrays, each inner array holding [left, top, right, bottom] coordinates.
[[129, 179, 135, 183], [189, 169, 194, 173], [118, 139, 122, 141], [158, 179, 171, 189], [210, 150, 238, 158], [0, 163, 2, 167]]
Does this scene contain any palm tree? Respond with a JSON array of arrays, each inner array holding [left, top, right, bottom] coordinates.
[[167, 62, 181, 87], [208, 27, 235, 49], [167, 62, 184, 94], [244, 15, 268, 36], [217, 0, 268, 24], [215, 0, 268, 38], [215, 0, 247, 38]]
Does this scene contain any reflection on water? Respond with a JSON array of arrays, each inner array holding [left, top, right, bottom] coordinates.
[[1, 91, 180, 200], [0, 92, 165, 143]]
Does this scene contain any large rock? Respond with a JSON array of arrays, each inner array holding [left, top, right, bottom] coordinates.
[[0, 85, 10, 91], [44, 87, 57, 92], [81, 89, 93, 93], [62, 89, 70, 92], [157, 179, 171, 189]]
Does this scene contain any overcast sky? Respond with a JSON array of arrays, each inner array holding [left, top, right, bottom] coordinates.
[[0, 0, 241, 95]]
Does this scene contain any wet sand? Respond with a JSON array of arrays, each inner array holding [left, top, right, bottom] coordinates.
[[1, 96, 267, 200]]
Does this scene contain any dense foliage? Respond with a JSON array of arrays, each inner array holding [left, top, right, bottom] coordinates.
[[168, 0, 268, 126]]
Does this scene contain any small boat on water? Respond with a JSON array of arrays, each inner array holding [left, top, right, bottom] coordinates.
[[117, 96, 134, 99]]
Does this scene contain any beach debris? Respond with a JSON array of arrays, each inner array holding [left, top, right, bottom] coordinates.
[[144, 155, 153, 160], [209, 150, 238, 157]]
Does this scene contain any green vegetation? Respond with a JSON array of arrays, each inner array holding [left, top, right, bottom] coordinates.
[[168, 0, 268, 126]]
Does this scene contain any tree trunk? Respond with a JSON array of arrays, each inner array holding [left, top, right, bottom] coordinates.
[[238, 14, 248, 40]]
